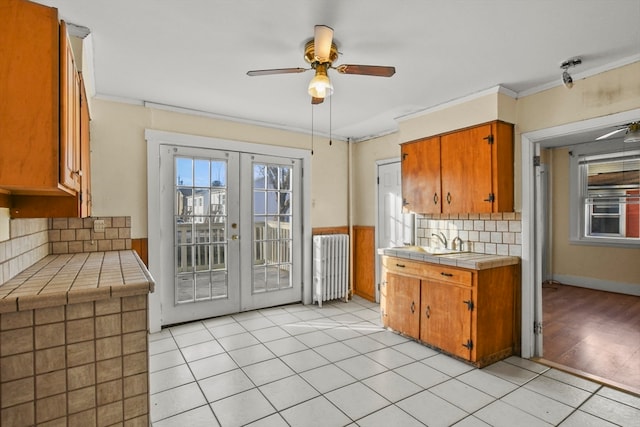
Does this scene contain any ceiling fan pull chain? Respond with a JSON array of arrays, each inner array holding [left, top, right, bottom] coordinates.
[[329, 95, 332, 146], [311, 103, 314, 155]]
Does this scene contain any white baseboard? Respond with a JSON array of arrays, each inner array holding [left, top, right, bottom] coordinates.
[[552, 274, 640, 297]]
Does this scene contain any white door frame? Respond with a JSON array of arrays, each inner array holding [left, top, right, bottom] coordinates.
[[146, 129, 312, 333], [519, 108, 640, 358], [374, 157, 402, 303]]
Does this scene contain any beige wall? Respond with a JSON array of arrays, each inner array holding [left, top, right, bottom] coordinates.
[[352, 63, 640, 228], [90, 99, 348, 238], [351, 62, 639, 289], [548, 148, 640, 286], [516, 62, 640, 289], [352, 90, 518, 226]]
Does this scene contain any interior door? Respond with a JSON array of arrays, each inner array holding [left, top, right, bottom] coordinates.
[[376, 161, 414, 302]]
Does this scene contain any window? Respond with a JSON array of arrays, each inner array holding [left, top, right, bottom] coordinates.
[[569, 141, 640, 246]]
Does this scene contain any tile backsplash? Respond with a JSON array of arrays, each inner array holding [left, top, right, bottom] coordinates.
[[0, 219, 49, 286], [0, 216, 132, 286], [416, 212, 522, 257], [48, 216, 132, 254]]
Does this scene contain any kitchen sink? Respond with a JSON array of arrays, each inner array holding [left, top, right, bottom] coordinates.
[[390, 246, 467, 255]]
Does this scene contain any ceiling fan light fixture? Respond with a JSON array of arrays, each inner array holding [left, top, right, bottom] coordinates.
[[308, 64, 333, 98], [624, 123, 640, 143]]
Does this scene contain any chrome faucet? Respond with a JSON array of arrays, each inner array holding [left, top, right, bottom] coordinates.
[[432, 232, 447, 249], [452, 236, 464, 251]]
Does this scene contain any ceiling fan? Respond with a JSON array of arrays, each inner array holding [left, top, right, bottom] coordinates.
[[246, 25, 396, 104], [596, 122, 640, 143]]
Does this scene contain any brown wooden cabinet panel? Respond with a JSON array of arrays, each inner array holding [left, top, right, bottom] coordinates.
[[79, 73, 92, 217], [59, 21, 81, 193], [441, 124, 493, 213], [0, 0, 60, 193], [353, 226, 375, 302], [380, 271, 420, 339], [400, 121, 514, 214], [401, 136, 441, 214], [420, 280, 472, 360]]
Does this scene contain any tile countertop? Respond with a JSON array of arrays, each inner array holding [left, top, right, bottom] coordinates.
[[0, 250, 155, 313], [378, 247, 520, 270]]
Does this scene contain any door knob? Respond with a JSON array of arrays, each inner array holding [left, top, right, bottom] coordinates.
[[231, 234, 239, 240]]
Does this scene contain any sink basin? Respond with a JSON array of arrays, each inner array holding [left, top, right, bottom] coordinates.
[[390, 246, 466, 255]]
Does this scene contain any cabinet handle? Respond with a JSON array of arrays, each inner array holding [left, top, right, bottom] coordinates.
[[396, 263, 406, 268], [440, 272, 454, 277], [410, 301, 415, 314], [72, 170, 83, 177], [425, 305, 431, 319], [446, 192, 451, 204], [433, 193, 438, 204]]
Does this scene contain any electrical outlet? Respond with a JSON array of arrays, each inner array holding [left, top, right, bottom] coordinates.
[[93, 219, 105, 233]]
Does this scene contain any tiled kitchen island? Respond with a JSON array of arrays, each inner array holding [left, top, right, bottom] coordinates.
[[0, 250, 154, 426]]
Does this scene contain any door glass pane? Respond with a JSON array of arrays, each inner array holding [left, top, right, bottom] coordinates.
[[252, 162, 293, 293], [175, 156, 229, 304]]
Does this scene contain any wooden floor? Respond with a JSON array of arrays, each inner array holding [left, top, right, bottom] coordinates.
[[542, 282, 640, 394]]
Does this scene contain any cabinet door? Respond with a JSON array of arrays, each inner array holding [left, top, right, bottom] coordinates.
[[383, 272, 420, 339], [0, 0, 59, 191], [59, 21, 81, 192], [401, 136, 441, 214], [440, 124, 493, 213], [79, 73, 91, 217], [420, 280, 473, 360]]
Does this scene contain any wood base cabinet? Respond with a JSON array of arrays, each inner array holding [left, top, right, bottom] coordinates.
[[381, 272, 420, 339], [382, 255, 519, 367]]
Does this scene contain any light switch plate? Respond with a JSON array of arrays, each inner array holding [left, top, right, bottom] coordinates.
[[93, 219, 105, 233]]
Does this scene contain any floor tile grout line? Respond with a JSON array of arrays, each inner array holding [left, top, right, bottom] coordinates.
[[150, 296, 640, 426]]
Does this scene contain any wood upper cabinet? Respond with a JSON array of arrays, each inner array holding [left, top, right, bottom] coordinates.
[[381, 255, 518, 367], [0, 0, 60, 193], [401, 136, 441, 214], [0, 0, 91, 217], [400, 121, 514, 214]]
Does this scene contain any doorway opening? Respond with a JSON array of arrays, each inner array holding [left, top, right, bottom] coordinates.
[[374, 159, 415, 302], [521, 108, 640, 394]]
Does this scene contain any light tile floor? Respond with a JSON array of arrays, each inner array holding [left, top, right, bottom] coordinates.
[[148, 296, 640, 427]]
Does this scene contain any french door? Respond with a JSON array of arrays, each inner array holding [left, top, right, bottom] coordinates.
[[159, 145, 302, 325]]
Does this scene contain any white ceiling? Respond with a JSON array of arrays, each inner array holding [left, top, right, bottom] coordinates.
[[34, 0, 640, 142]]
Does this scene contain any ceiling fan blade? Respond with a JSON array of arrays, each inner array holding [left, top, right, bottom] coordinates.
[[335, 64, 396, 77], [596, 128, 626, 140], [311, 97, 324, 105], [246, 67, 308, 76], [314, 25, 334, 62]]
